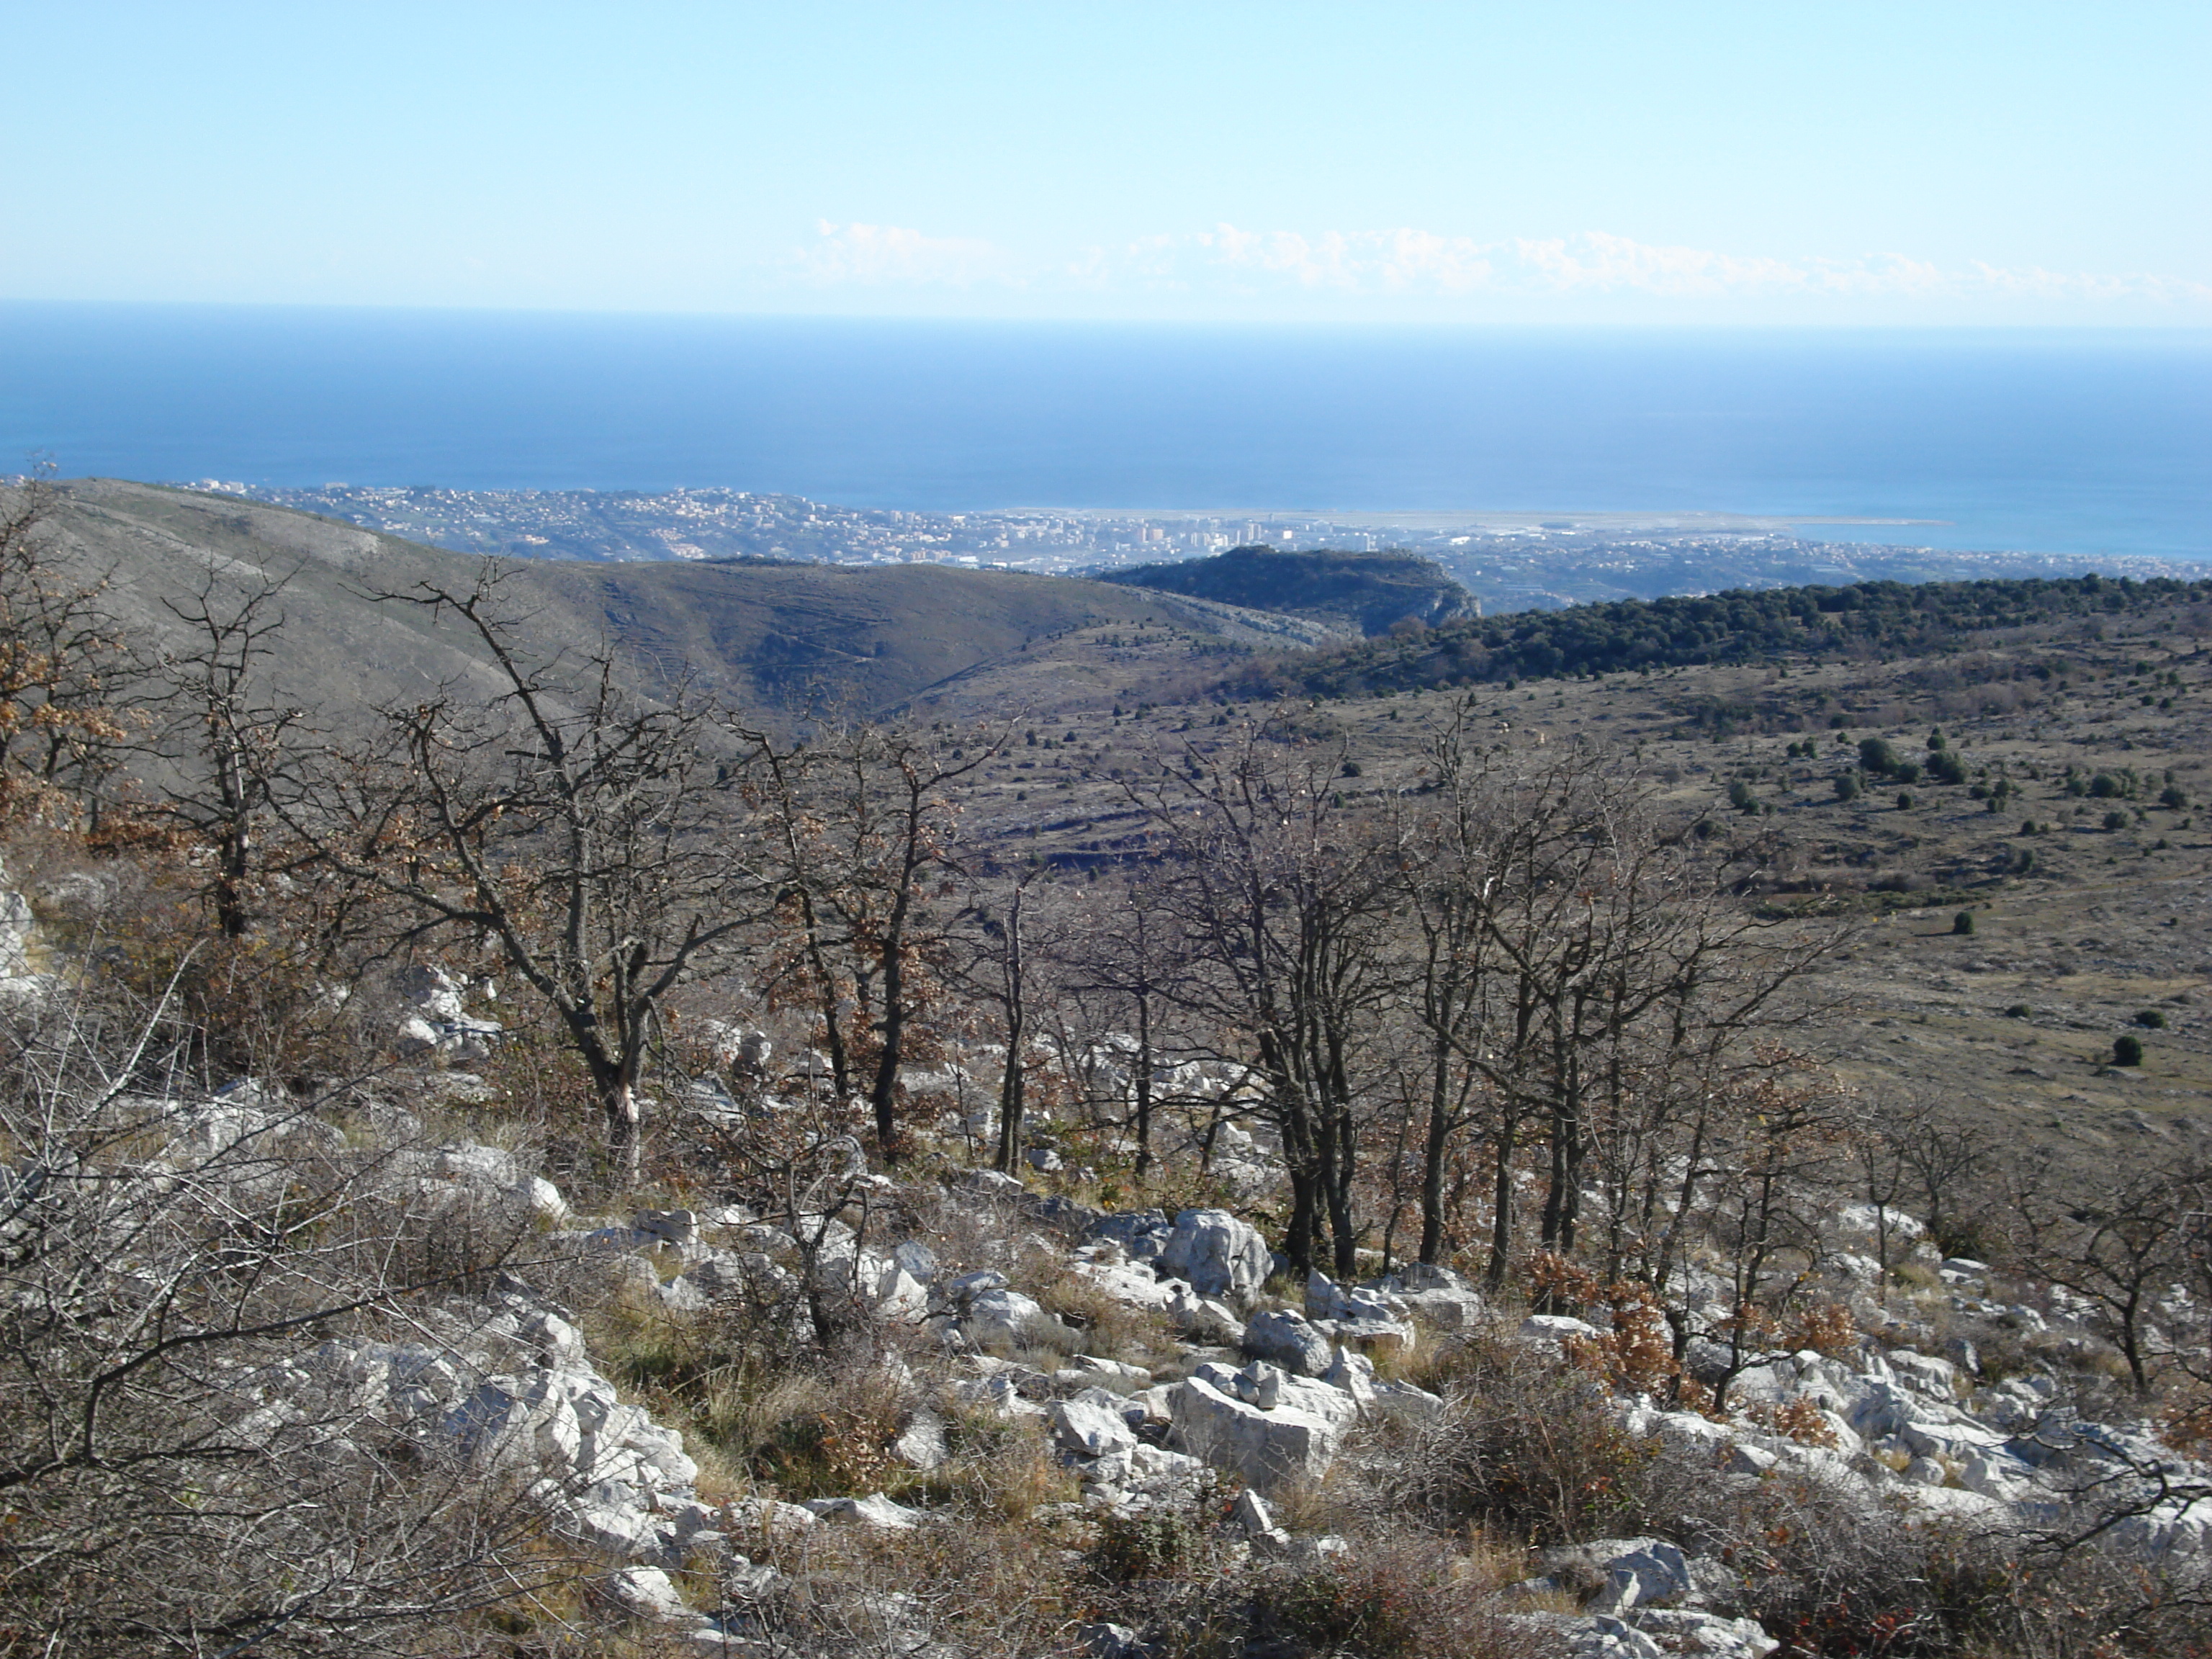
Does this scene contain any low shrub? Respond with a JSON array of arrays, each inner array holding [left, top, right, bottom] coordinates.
[[1029, 1269, 1171, 1365], [905, 1402, 1079, 1521], [1257, 1531, 1524, 1659], [1092, 1504, 1220, 1584], [1340, 1333, 1686, 1545]]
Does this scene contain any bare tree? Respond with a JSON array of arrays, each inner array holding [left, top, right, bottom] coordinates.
[[1890, 1092, 1992, 1260], [1467, 757, 1837, 1289], [1851, 1089, 1948, 1295], [146, 569, 309, 939], [751, 721, 998, 1159], [677, 1082, 890, 1354], [949, 858, 1051, 1175], [1052, 872, 1188, 1182], [2012, 1149, 2203, 1394], [0, 464, 137, 817], [295, 572, 760, 1167], [1392, 712, 1518, 1272], [1694, 1063, 1853, 1409], [1129, 726, 1403, 1277]]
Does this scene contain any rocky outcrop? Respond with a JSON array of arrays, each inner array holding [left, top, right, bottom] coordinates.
[[295, 1293, 719, 1569], [179, 1061, 2202, 1659]]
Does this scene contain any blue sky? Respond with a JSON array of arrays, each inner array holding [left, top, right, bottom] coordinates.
[[6, 1, 2206, 323]]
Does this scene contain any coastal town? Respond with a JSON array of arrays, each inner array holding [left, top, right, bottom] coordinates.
[[187, 480, 2197, 615]]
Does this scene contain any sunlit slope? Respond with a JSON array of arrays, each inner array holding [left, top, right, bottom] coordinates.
[[46, 481, 1316, 721]]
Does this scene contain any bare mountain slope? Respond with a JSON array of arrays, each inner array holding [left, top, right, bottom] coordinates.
[[44, 480, 1326, 722]]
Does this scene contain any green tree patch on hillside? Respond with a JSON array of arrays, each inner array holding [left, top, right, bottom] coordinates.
[[1097, 545, 1478, 637], [1218, 573, 2212, 699]]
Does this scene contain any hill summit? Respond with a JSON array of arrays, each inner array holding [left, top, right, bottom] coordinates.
[[1095, 544, 1478, 637]]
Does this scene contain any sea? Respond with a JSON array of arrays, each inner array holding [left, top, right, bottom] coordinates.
[[2, 303, 2206, 560]]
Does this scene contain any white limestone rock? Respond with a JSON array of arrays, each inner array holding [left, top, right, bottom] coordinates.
[[958, 1168, 1029, 1201], [1054, 1395, 1138, 1460], [1066, 1354, 1154, 1385], [1630, 1610, 1780, 1658], [1168, 1370, 1347, 1491], [891, 1408, 950, 1470], [1320, 1316, 1417, 1358], [1070, 1254, 1180, 1313], [1520, 1313, 1602, 1346], [1161, 1281, 1246, 1344], [1156, 1208, 1272, 1302], [603, 1565, 693, 1622], [1244, 1308, 1334, 1377], [1399, 1285, 1488, 1331], [966, 1287, 1054, 1349], [1586, 1542, 1695, 1614], [1505, 1612, 1666, 1659], [725, 1496, 819, 1537], [804, 1492, 922, 1529], [892, 1238, 940, 1283], [1322, 1346, 1377, 1407]]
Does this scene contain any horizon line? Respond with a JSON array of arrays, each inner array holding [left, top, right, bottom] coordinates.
[[6, 297, 2212, 335]]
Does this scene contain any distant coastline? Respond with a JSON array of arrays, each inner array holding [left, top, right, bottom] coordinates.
[[167, 478, 2211, 617], [5, 304, 2206, 562]]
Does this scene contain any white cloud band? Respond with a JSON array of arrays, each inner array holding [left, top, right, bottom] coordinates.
[[788, 220, 2210, 308]]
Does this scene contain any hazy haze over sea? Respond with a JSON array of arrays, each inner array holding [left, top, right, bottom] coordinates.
[[2, 304, 2206, 562]]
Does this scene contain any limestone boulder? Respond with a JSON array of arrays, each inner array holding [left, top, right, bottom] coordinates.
[[1166, 1372, 1343, 1493], [1521, 1313, 1601, 1346], [891, 1409, 950, 1470], [804, 1493, 922, 1529], [1400, 1285, 1488, 1331], [966, 1287, 1054, 1349], [1053, 1394, 1138, 1460], [603, 1565, 693, 1622], [1629, 1611, 1779, 1659], [1583, 1541, 1695, 1614], [1244, 1308, 1334, 1377], [1156, 1208, 1272, 1303]]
